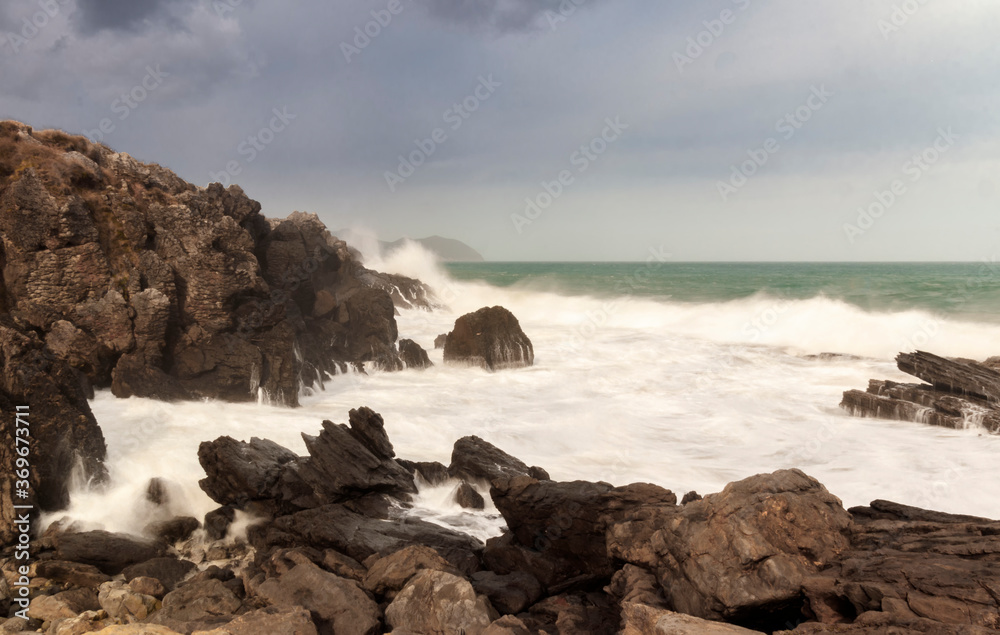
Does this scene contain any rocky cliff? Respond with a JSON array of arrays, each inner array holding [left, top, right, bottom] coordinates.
[[0, 120, 434, 542], [0, 120, 433, 407]]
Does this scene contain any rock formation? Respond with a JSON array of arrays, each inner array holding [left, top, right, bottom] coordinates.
[[443, 306, 534, 371], [842, 351, 1000, 433], [4, 407, 1000, 633], [0, 121, 435, 408]]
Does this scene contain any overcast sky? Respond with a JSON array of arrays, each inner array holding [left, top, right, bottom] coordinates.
[[1, 0, 997, 261]]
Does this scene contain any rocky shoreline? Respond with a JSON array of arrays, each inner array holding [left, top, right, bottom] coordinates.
[[3, 122, 1000, 633], [3, 407, 999, 634]]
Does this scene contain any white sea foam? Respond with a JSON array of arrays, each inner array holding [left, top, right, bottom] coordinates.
[[45, 245, 1000, 536]]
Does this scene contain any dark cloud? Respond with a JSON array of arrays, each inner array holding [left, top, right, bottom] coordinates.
[[73, 0, 192, 34], [421, 0, 591, 32]]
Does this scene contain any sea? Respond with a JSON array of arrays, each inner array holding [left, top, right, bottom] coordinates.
[[48, 246, 1000, 541]]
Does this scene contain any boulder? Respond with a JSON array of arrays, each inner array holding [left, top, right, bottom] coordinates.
[[54, 531, 165, 575], [128, 576, 167, 599], [92, 626, 184, 635], [607, 469, 851, 630], [122, 558, 196, 592], [256, 561, 380, 635], [448, 436, 536, 486], [443, 306, 534, 370], [204, 506, 237, 541], [469, 570, 542, 615], [200, 606, 318, 635], [296, 407, 416, 504], [362, 545, 461, 600], [146, 578, 241, 633], [399, 338, 433, 369], [456, 482, 486, 510], [97, 581, 159, 623], [143, 516, 200, 543], [197, 437, 310, 509], [483, 615, 532, 635], [385, 570, 497, 635]]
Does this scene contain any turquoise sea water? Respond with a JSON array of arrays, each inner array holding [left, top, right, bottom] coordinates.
[[445, 262, 1000, 323]]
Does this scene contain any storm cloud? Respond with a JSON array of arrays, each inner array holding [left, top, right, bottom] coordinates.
[[1, 0, 998, 261]]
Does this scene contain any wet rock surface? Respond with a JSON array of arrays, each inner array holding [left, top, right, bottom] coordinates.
[[842, 350, 1000, 433], [443, 306, 534, 370]]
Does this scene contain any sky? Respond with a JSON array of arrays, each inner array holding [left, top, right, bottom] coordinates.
[[0, 0, 998, 261]]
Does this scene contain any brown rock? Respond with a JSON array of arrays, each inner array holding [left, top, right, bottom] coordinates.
[[256, 561, 380, 635], [443, 306, 533, 370], [385, 570, 497, 635], [362, 545, 461, 600]]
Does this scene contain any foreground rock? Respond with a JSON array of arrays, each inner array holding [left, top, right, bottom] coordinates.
[[385, 570, 497, 635], [608, 469, 851, 630], [256, 561, 380, 635], [0, 122, 434, 409], [842, 350, 1000, 433], [443, 306, 534, 370]]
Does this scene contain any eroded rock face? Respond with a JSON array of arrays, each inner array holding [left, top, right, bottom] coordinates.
[[0, 122, 431, 408], [607, 469, 852, 629], [443, 306, 534, 371]]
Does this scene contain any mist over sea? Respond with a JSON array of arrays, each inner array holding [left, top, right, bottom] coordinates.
[[49, 246, 1000, 539]]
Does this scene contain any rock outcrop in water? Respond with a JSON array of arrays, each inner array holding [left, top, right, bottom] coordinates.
[[0, 121, 434, 409], [841, 350, 1000, 433], [11, 407, 997, 634], [444, 306, 534, 371]]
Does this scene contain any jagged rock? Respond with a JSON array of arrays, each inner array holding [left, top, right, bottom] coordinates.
[[488, 477, 676, 590], [253, 503, 483, 577], [399, 460, 450, 485], [435, 333, 448, 349], [197, 437, 310, 509], [399, 338, 433, 369], [204, 507, 236, 541], [0, 320, 106, 544], [842, 351, 1000, 433], [256, 561, 380, 635], [297, 407, 416, 504], [54, 531, 165, 575], [620, 602, 766, 634], [443, 306, 534, 370], [121, 558, 196, 592], [385, 570, 497, 635], [607, 469, 851, 630], [456, 482, 486, 509], [362, 545, 461, 600], [146, 578, 241, 633], [470, 570, 542, 615], [448, 436, 537, 487], [200, 606, 319, 635], [0, 122, 423, 410]]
